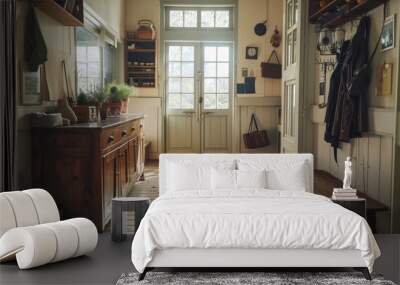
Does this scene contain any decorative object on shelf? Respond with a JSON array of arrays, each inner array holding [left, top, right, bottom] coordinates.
[[331, 157, 358, 200], [381, 15, 395, 51], [317, 28, 334, 54], [270, 26, 282, 48], [377, 62, 393, 97], [243, 113, 270, 149], [254, 20, 268, 36], [245, 46, 258, 60], [137, 20, 156, 40], [261, 50, 281, 78], [236, 76, 256, 94]]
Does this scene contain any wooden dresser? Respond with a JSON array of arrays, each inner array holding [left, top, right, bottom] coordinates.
[[32, 115, 145, 232]]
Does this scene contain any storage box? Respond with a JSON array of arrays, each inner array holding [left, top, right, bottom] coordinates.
[[72, 105, 98, 123]]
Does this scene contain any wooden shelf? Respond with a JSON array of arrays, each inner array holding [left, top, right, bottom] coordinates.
[[309, 0, 386, 29], [309, 0, 343, 23], [34, 0, 83, 26], [127, 48, 155, 53]]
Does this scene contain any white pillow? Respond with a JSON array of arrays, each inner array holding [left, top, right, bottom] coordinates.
[[236, 169, 267, 189], [167, 163, 211, 191], [238, 160, 308, 191], [211, 168, 236, 190]]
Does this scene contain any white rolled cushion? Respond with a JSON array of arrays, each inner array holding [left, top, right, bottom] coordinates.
[[211, 168, 236, 190], [236, 169, 267, 189], [0, 218, 97, 269], [0, 226, 57, 269], [64, 218, 98, 257], [0, 196, 17, 237], [0, 191, 39, 227], [23, 189, 60, 223], [42, 221, 79, 262]]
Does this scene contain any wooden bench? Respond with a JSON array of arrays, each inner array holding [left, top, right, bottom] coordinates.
[[314, 170, 389, 233]]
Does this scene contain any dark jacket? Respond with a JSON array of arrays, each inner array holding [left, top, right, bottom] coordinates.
[[25, 5, 47, 72], [325, 16, 370, 161]]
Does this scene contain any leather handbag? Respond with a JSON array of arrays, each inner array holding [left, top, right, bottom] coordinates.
[[243, 114, 270, 149], [261, 50, 282, 79]]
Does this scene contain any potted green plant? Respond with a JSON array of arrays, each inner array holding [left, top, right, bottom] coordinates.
[[91, 88, 109, 120], [73, 91, 98, 122], [105, 83, 133, 116]]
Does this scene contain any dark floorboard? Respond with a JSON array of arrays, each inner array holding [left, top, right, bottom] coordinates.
[[0, 233, 133, 285], [1, 233, 399, 285]]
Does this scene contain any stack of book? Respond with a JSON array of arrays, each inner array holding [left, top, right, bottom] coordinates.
[[332, 188, 358, 200]]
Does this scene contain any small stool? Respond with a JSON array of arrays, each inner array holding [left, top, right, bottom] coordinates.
[[111, 197, 150, 242]]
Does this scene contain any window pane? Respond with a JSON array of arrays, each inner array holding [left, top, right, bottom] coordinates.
[[217, 47, 229, 62], [169, 46, 181, 61], [87, 47, 99, 61], [78, 78, 87, 92], [77, 47, 86, 61], [181, 93, 194, 109], [87, 77, 100, 90], [168, 62, 181, 77], [170, 10, 183, 27], [215, 11, 229, 27], [87, 62, 99, 76], [204, 62, 216, 77], [217, 93, 229, 109], [182, 46, 194, 61], [217, 62, 229, 77], [201, 11, 215, 27], [104, 44, 115, 85], [181, 78, 194, 93], [204, 93, 216, 109], [168, 93, 181, 109], [184, 10, 197, 27], [168, 78, 181, 93], [217, 78, 229, 93], [204, 46, 216, 61], [181, 62, 194, 77], [204, 78, 216, 93], [77, 63, 87, 76]]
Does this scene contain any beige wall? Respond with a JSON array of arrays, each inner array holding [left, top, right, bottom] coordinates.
[[311, 2, 399, 233], [16, 0, 126, 188]]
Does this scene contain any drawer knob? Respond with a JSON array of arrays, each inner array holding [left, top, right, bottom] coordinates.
[[108, 136, 114, 143], [122, 130, 128, 136]]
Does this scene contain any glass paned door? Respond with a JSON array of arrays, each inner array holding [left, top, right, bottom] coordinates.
[[166, 42, 232, 153]]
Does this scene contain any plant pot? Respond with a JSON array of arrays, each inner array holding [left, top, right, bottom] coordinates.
[[107, 101, 123, 117], [72, 105, 98, 123]]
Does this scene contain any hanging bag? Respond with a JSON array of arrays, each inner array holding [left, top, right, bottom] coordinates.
[[243, 114, 270, 149], [261, 50, 282, 78]]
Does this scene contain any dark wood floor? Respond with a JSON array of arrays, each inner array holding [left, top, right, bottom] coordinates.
[[1, 233, 399, 285]]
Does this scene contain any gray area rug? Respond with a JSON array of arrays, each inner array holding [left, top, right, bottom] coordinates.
[[116, 272, 396, 285]]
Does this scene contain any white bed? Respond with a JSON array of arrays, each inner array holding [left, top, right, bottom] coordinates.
[[131, 154, 380, 280]]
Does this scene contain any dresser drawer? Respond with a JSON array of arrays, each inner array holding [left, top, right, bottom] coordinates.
[[100, 127, 121, 150]]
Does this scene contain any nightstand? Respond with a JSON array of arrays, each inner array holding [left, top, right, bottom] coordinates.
[[332, 198, 366, 218]]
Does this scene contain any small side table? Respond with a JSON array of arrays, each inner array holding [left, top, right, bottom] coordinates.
[[332, 198, 366, 218], [111, 197, 150, 242]]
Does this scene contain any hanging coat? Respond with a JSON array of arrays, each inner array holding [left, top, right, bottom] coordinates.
[[325, 16, 371, 162], [324, 40, 350, 145], [25, 5, 47, 72]]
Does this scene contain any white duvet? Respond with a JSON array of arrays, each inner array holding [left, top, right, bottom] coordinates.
[[131, 190, 380, 273]]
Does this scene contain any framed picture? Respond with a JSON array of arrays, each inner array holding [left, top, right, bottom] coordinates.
[[382, 15, 395, 51], [246, 46, 258, 60], [20, 62, 42, 105]]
